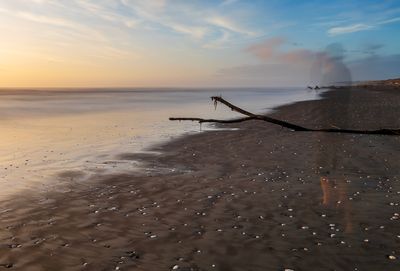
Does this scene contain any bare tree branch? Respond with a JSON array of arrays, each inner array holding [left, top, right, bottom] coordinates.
[[169, 117, 255, 124], [170, 96, 400, 136]]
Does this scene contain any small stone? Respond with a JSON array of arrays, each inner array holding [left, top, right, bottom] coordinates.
[[388, 255, 396, 260], [172, 265, 179, 270]]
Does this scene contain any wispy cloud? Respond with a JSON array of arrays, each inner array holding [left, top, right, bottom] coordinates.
[[327, 15, 400, 36], [220, 0, 239, 7], [203, 30, 231, 49], [378, 17, 400, 25], [74, 0, 140, 29], [119, 0, 262, 46], [207, 16, 257, 36], [328, 23, 373, 35], [167, 22, 208, 39], [16, 11, 79, 28], [1, 0, 263, 49]]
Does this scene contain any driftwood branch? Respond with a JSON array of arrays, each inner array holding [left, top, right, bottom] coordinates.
[[169, 96, 400, 136], [169, 116, 254, 124]]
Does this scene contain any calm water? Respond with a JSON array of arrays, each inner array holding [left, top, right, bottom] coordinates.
[[0, 88, 319, 197]]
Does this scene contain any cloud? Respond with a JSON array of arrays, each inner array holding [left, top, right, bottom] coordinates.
[[207, 16, 256, 36], [222, 36, 400, 86], [327, 16, 400, 36], [357, 43, 385, 55], [119, 1, 261, 46], [0, 0, 264, 50], [203, 30, 231, 49], [246, 37, 317, 65], [220, 37, 324, 86], [30, 0, 53, 3], [16, 11, 77, 28], [167, 22, 208, 39], [328, 23, 373, 36], [10, 10, 108, 43], [364, 43, 384, 51], [378, 17, 400, 25], [74, 0, 140, 29], [216, 62, 314, 86], [280, 49, 316, 63], [121, 1, 191, 37], [246, 37, 286, 60], [220, 0, 238, 6]]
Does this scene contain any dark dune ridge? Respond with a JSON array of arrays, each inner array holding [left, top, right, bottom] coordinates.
[[1, 88, 400, 270]]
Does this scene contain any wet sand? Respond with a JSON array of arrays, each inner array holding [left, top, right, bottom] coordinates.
[[1, 88, 400, 270]]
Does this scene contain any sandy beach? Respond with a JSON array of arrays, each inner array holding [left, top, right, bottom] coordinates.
[[1, 87, 400, 271]]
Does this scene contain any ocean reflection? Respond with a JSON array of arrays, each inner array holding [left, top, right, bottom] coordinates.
[[0, 88, 319, 198]]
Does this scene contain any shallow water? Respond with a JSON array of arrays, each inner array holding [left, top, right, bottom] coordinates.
[[0, 88, 319, 197]]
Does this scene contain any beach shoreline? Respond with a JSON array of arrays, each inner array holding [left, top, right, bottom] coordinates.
[[1, 87, 400, 270]]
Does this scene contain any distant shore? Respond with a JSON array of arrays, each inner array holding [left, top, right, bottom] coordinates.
[[0, 86, 399, 270], [317, 77, 400, 91]]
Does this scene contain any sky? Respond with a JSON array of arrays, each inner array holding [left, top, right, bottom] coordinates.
[[0, 0, 399, 88]]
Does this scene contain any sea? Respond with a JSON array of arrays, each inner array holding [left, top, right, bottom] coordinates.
[[0, 87, 319, 197]]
